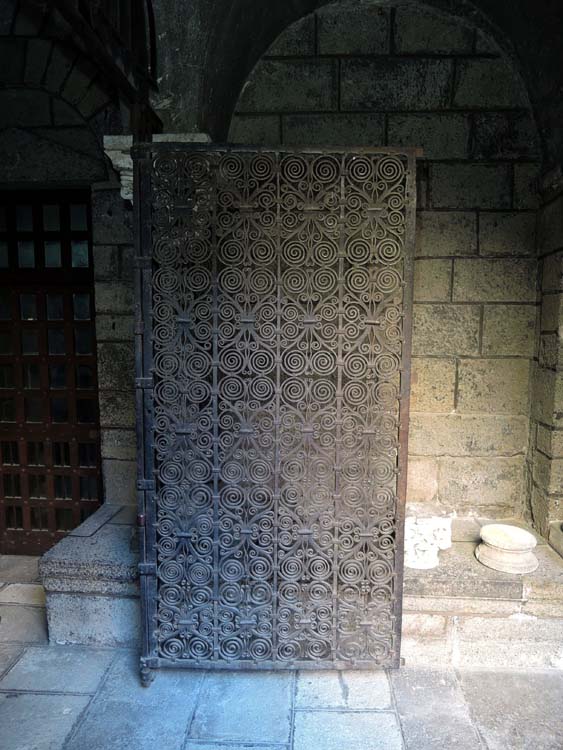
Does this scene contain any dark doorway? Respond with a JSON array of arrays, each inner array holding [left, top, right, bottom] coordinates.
[[0, 190, 102, 554]]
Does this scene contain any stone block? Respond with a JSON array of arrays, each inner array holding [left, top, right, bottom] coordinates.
[[293, 711, 402, 750], [408, 414, 528, 456], [513, 162, 540, 209], [97, 342, 135, 391], [534, 452, 563, 496], [0, 556, 39, 583], [62, 56, 98, 106], [237, 59, 338, 113], [266, 13, 315, 56], [406, 457, 439, 504], [414, 259, 452, 302], [540, 293, 561, 331], [479, 212, 536, 256], [95, 282, 135, 314], [93, 245, 118, 280], [0, 583, 45, 606], [475, 30, 501, 54], [0, 645, 113, 692], [0, 694, 90, 750], [0, 38, 24, 84], [189, 672, 293, 744], [453, 258, 536, 302], [394, 5, 473, 53], [438, 456, 525, 514], [101, 429, 137, 461], [341, 58, 452, 111], [530, 365, 563, 425], [542, 251, 563, 292], [91, 189, 132, 244], [454, 59, 528, 108], [388, 113, 469, 160], [317, 5, 389, 54], [457, 612, 563, 642], [399, 634, 452, 668], [77, 81, 111, 118], [456, 359, 530, 415], [482, 304, 536, 357], [390, 666, 483, 749], [412, 304, 480, 356], [295, 670, 391, 709], [0, 89, 51, 128], [403, 595, 519, 616], [410, 357, 456, 412], [24, 38, 51, 85], [401, 613, 447, 637], [0, 604, 47, 643], [102, 459, 136, 505], [0, 644, 23, 678], [472, 111, 540, 160], [539, 333, 560, 368], [539, 194, 563, 255], [228, 114, 280, 145], [95, 314, 135, 342], [98, 390, 135, 429], [431, 164, 511, 209], [537, 425, 563, 458], [45, 44, 75, 92], [416, 211, 477, 257], [283, 112, 385, 147], [52, 98, 84, 126]]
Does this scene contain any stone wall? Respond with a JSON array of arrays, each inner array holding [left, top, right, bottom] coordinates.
[[531, 187, 563, 535], [229, 1, 542, 521]]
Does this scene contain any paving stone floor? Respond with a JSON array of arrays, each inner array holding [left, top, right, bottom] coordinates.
[[1, 555, 563, 750]]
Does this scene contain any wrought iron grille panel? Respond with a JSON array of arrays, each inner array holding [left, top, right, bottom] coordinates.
[[134, 145, 416, 680]]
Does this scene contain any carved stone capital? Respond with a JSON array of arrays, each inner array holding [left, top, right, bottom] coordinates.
[[404, 516, 452, 570]]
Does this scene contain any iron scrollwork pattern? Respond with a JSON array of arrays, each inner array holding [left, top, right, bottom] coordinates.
[[148, 147, 414, 669]]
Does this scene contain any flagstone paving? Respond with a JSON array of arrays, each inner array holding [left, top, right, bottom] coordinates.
[[1, 555, 563, 750]]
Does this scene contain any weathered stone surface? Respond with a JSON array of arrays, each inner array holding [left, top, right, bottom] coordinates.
[[91, 189, 132, 244], [416, 211, 477, 257], [403, 595, 520, 616], [453, 258, 536, 302], [482, 304, 536, 357], [540, 293, 561, 332], [94, 282, 135, 314], [317, 5, 389, 54], [454, 59, 528, 108], [189, 672, 292, 744], [479, 212, 536, 256], [542, 251, 563, 292], [93, 245, 119, 280], [388, 113, 469, 159], [101, 429, 137, 461], [62, 57, 98, 106], [229, 114, 280, 145], [0, 38, 24, 84], [405, 516, 452, 570], [539, 194, 563, 254], [45, 593, 140, 647], [52, 98, 84, 126], [295, 670, 391, 709], [431, 164, 511, 209], [459, 670, 563, 748], [391, 668, 482, 750], [410, 357, 456, 412], [45, 44, 75, 92], [341, 58, 452, 111], [98, 391, 135, 429], [0, 645, 113, 692], [97, 343, 135, 391], [0, 583, 45, 607], [265, 12, 315, 56], [394, 5, 473, 53], [412, 304, 480, 356], [539, 332, 560, 368], [438, 456, 525, 514], [536, 425, 563, 458], [95, 314, 135, 342], [0, 693, 91, 750], [102, 459, 136, 505], [531, 366, 563, 426], [0, 604, 47, 643], [237, 59, 337, 112], [0, 643, 23, 678], [0, 556, 39, 583], [24, 38, 51, 85], [472, 111, 540, 160], [408, 414, 528, 456], [293, 711, 402, 750], [283, 112, 385, 146], [401, 613, 447, 636], [413, 259, 452, 301], [406, 457, 439, 504], [513, 162, 540, 209], [533, 450, 563, 495], [0, 89, 51, 128], [456, 359, 530, 415], [65, 651, 202, 750]]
